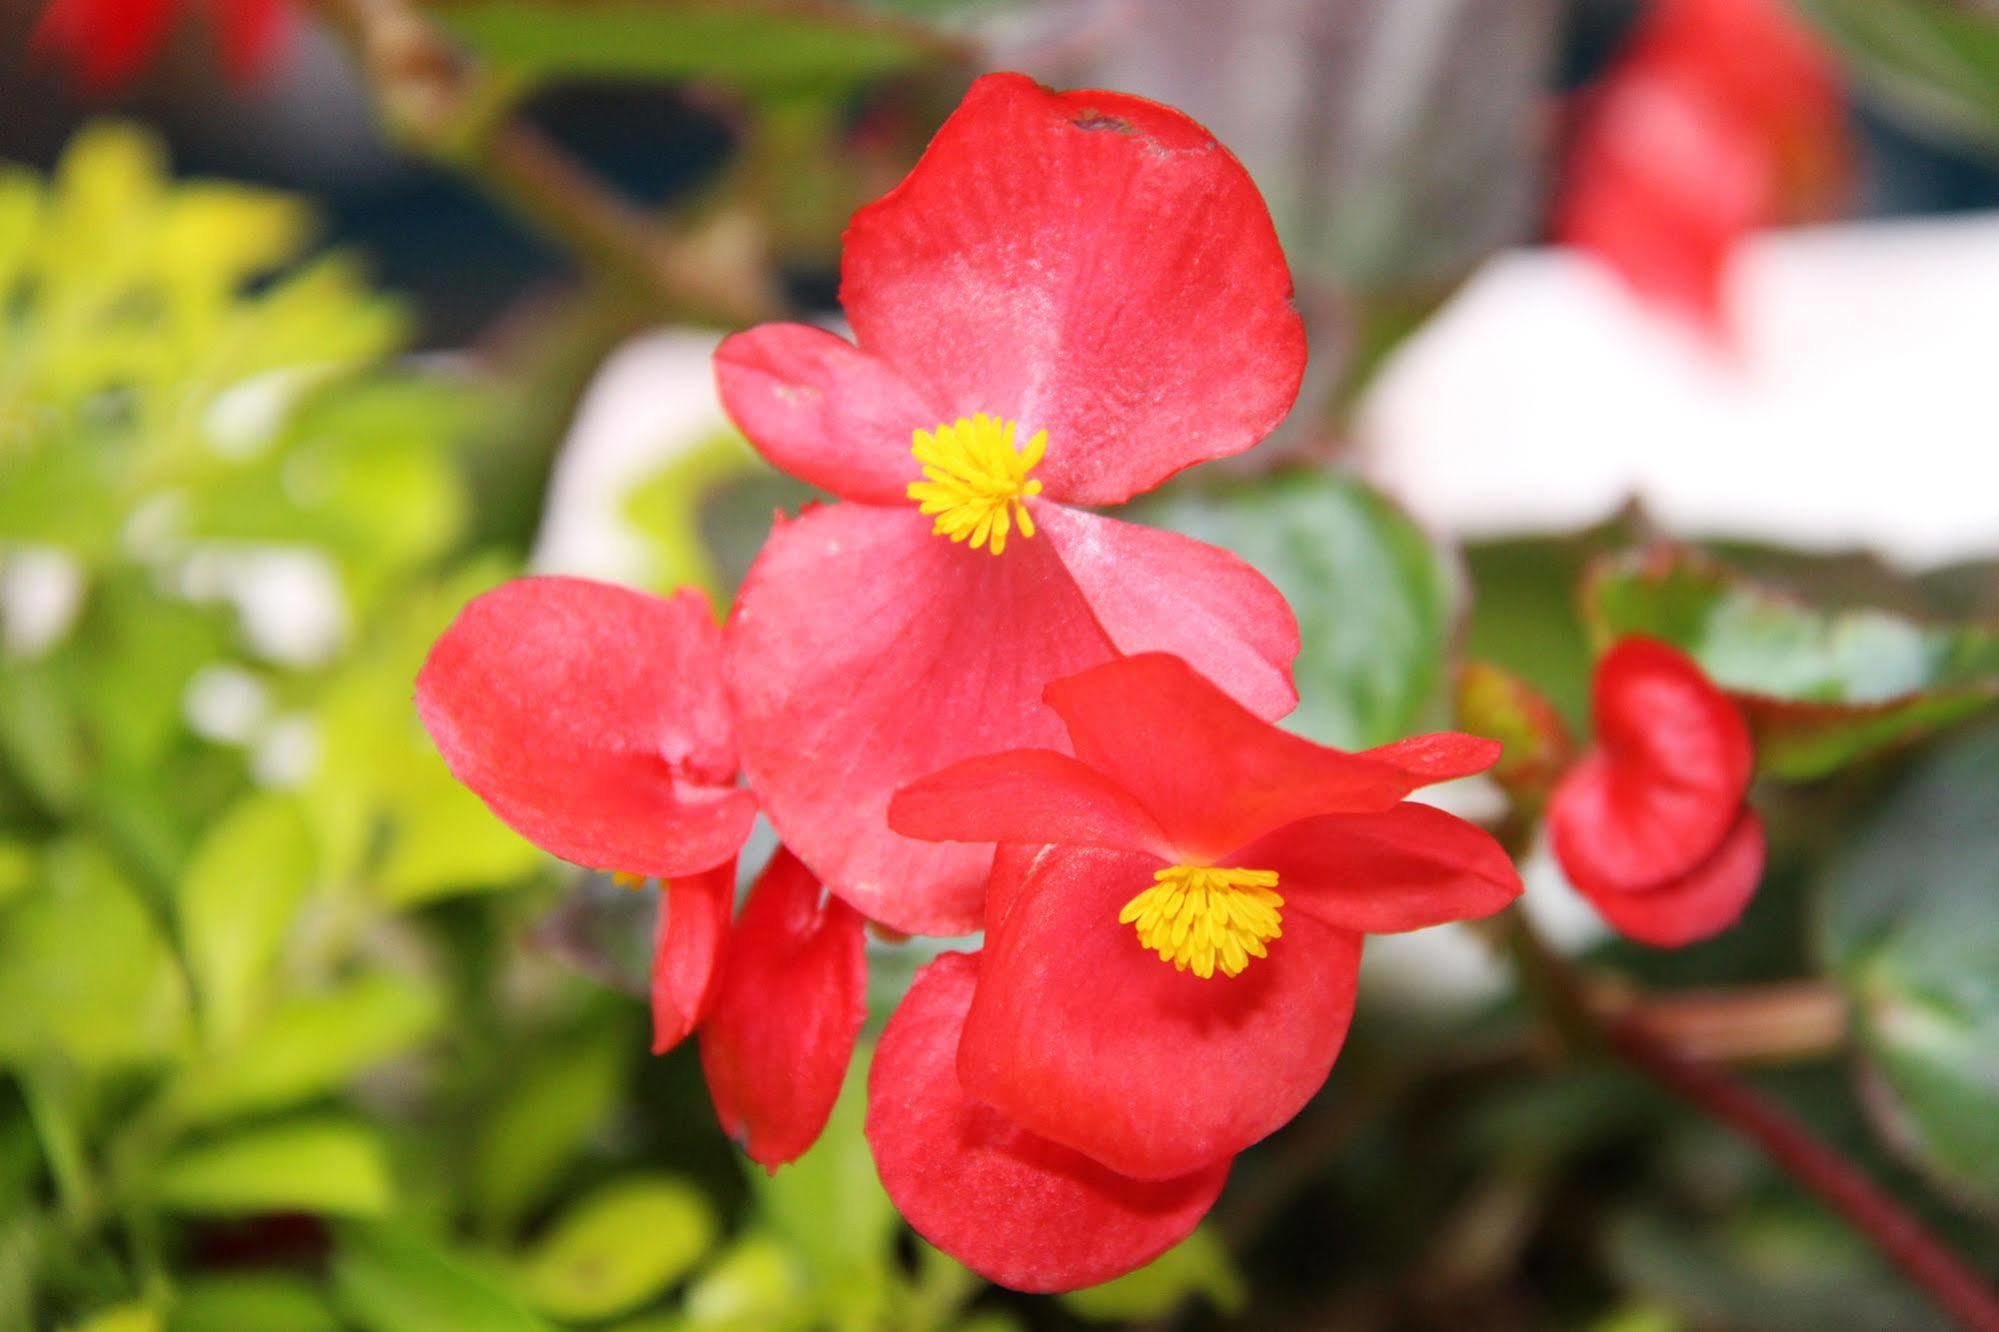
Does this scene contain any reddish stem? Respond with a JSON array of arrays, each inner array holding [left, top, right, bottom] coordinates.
[[1608, 1015, 1999, 1332]]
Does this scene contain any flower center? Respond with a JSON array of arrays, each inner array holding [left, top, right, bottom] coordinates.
[[1118, 865, 1284, 979], [906, 413, 1046, 555]]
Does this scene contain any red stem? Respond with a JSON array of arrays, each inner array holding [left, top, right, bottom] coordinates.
[[1608, 1015, 1999, 1332]]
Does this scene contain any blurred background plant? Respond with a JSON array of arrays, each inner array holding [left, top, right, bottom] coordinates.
[[1, 0, 1997, 1328]]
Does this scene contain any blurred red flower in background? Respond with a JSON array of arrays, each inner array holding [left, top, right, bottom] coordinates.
[[713, 72, 1308, 938], [868, 653, 1520, 1288], [1556, 0, 1846, 341], [33, 0, 288, 90], [1549, 637, 1765, 947], [416, 577, 864, 1169]]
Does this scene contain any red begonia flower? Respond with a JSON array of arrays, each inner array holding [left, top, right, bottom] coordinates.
[[1549, 637, 1764, 948], [1556, 0, 1843, 340], [887, 653, 1519, 1179], [700, 847, 868, 1171], [33, 0, 288, 91], [866, 951, 1230, 1293], [418, 578, 862, 1167], [717, 72, 1307, 936]]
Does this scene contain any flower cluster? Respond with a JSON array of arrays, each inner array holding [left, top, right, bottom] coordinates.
[[411, 73, 1787, 1292], [1556, 0, 1845, 341], [1548, 638, 1765, 947]]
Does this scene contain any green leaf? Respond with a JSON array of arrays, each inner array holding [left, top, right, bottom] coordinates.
[[335, 1222, 551, 1332], [676, 1233, 810, 1331], [1584, 547, 1999, 778], [426, 0, 957, 94], [473, 1025, 630, 1233], [516, 1174, 715, 1321], [1455, 659, 1575, 812], [70, 1304, 160, 1332], [153, 1118, 392, 1217], [0, 839, 189, 1069], [177, 793, 316, 1047], [1130, 469, 1458, 748], [1821, 722, 1999, 1213], [1796, 0, 1999, 154], [168, 1275, 342, 1332], [174, 972, 443, 1124], [1060, 1227, 1245, 1322]]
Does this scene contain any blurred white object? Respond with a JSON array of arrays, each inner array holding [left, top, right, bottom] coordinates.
[[532, 330, 729, 584], [0, 546, 84, 658], [1358, 213, 1999, 570]]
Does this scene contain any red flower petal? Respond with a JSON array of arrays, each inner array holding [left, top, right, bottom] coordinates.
[[1360, 732, 1505, 784], [1235, 804, 1522, 935], [216, 0, 287, 85], [960, 846, 1363, 1181], [700, 848, 867, 1170], [713, 323, 939, 505], [725, 504, 1117, 935], [842, 73, 1305, 507], [416, 577, 757, 879], [1548, 638, 1753, 891], [1037, 505, 1299, 722], [1044, 654, 1419, 862], [1577, 807, 1766, 948], [33, 0, 176, 90], [866, 952, 1230, 1293], [889, 749, 1171, 857], [650, 859, 736, 1054]]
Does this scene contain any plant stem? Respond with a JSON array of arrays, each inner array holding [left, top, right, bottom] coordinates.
[[1502, 908, 1999, 1331]]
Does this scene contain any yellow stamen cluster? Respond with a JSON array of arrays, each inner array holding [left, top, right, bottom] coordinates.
[[1118, 865, 1284, 979], [612, 871, 648, 890], [906, 413, 1046, 554]]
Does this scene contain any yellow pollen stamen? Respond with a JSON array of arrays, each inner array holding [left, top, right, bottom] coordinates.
[[906, 412, 1046, 555], [611, 871, 649, 890], [1117, 865, 1283, 979]]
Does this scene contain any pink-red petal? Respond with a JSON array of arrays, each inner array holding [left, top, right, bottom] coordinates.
[[650, 860, 737, 1054], [842, 73, 1305, 507], [1045, 654, 1419, 862], [1359, 732, 1505, 784], [713, 323, 939, 505], [1037, 505, 1299, 722], [416, 577, 757, 879], [1577, 807, 1766, 948], [699, 848, 867, 1170], [889, 749, 1171, 857], [725, 504, 1117, 936], [866, 952, 1229, 1293], [1548, 638, 1753, 891], [1235, 804, 1522, 935], [960, 846, 1363, 1181]]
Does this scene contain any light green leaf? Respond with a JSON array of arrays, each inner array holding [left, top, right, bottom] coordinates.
[[177, 793, 315, 1046], [174, 972, 443, 1124], [335, 1222, 551, 1332], [1060, 1227, 1245, 1322], [168, 1274, 341, 1332], [153, 1118, 392, 1217], [69, 1304, 159, 1332], [676, 1233, 810, 1331], [473, 1025, 630, 1233], [516, 1174, 715, 1321], [1584, 547, 1999, 777], [1821, 722, 1999, 1213], [427, 0, 957, 93], [1797, 0, 1999, 154], [0, 839, 189, 1069], [1130, 469, 1458, 748]]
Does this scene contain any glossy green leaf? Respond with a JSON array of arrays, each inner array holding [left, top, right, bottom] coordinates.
[[168, 1275, 342, 1332], [336, 1222, 551, 1332], [427, 0, 956, 92], [1821, 722, 1999, 1213], [1130, 468, 1458, 748], [675, 1233, 810, 1331], [473, 1025, 630, 1233], [175, 972, 443, 1124], [1060, 1226, 1246, 1322], [516, 1174, 715, 1321], [177, 793, 316, 1047], [1796, 0, 1999, 153], [1584, 548, 1999, 778], [153, 1118, 392, 1217], [0, 840, 189, 1069]]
